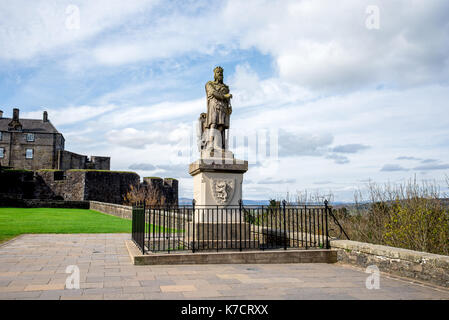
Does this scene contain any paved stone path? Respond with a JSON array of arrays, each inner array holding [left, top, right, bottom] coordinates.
[[0, 234, 448, 300]]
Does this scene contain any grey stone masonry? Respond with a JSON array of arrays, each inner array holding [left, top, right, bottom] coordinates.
[[189, 159, 248, 176], [331, 240, 449, 288], [142, 177, 178, 206], [0, 169, 178, 206], [0, 169, 141, 205], [0, 108, 109, 170], [90, 201, 133, 220]]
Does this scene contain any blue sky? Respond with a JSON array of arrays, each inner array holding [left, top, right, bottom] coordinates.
[[1, 0, 449, 201]]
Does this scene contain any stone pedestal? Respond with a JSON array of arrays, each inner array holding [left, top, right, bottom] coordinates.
[[185, 222, 257, 250], [189, 156, 248, 206], [188, 154, 250, 249]]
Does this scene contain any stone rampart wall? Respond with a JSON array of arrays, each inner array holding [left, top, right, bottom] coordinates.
[[84, 171, 140, 204], [0, 170, 34, 199]]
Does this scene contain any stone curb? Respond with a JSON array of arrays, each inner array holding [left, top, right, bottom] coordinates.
[[125, 240, 337, 265], [331, 240, 449, 268]]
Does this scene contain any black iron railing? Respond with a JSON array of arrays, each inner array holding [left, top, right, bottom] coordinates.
[[131, 202, 145, 254], [131, 200, 340, 254]]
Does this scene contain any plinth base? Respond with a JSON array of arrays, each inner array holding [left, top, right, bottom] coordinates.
[[187, 222, 251, 240], [189, 158, 248, 207], [188, 240, 259, 250], [185, 222, 256, 250]]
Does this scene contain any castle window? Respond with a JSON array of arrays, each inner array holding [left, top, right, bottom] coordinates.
[[26, 148, 33, 159], [26, 133, 35, 142], [0, 148, 4, 158]]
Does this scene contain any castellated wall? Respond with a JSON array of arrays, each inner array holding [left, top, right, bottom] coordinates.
[[34, 170, 140, 204], [88, 156, 110, 170], [142, 177, 179, 206], [57, 151, 86, 171], [57, 151, 110, 171], [83, 170, 140, 204], [0, 169, 178, 206]]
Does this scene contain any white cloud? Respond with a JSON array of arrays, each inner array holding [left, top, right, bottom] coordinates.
[[98, 99, 203, 127], [3, 0, 449, 93], [0, 0, 158, 61], [223, 0, 449, 91], [413, 163, 449, 171], [229, 63, 312, 109], [278, 129, 334, 157], [106, 124, 192, 149], [22, 105, 117, 126], [332, 144, 370, 154], [381, 164, 409, 172]]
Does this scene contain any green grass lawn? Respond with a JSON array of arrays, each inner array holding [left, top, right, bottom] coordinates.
[[0, 207, 133, 244]]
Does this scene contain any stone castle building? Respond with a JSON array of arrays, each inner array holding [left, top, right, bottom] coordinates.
[[0, 108, 178, 206], [0, 108, 110, 171]]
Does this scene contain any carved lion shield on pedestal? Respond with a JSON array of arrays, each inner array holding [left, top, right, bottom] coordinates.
[[210, 178, 235, 205]]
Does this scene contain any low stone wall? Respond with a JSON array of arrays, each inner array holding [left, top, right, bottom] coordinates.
[[89, 201, 133, 220], [331, 240, 449, 288], [0, 199, 89, 209]]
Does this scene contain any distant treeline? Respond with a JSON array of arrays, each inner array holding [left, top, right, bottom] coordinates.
[[328, 180, 449, 256]]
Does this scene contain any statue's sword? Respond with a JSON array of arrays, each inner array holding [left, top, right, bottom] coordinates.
[[225, 99, 232, 150]]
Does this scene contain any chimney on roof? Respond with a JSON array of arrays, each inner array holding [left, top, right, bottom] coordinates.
[[13, 108, 19, 121], [8, 108, 22, 131], [0, 110, 3, 118], [43, 111, 48, 122]]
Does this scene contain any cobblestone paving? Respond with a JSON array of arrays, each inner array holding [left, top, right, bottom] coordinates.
[[0, 234, 448, 300]]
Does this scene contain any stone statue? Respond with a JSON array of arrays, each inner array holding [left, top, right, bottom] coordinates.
[[202, 66, 232, 151], [190, 67, 248, 209]]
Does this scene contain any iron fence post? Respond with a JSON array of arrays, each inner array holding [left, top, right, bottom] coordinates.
[[324, 200, 330, 249], [166, 202, 170, 254], [147, 202, 150, 253], [282, 200, 287, 250], [142, 202, 145, 254], [216, 205, 219, 252], [131, 202, 134, 243], [304, 204, 308, 249], [239, 199, 242, 251], [260, 205, 264, 250], [192, 199, 196, 253]]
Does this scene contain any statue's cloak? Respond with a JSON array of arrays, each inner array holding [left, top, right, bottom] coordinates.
[[205, 81, 231, 129]]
